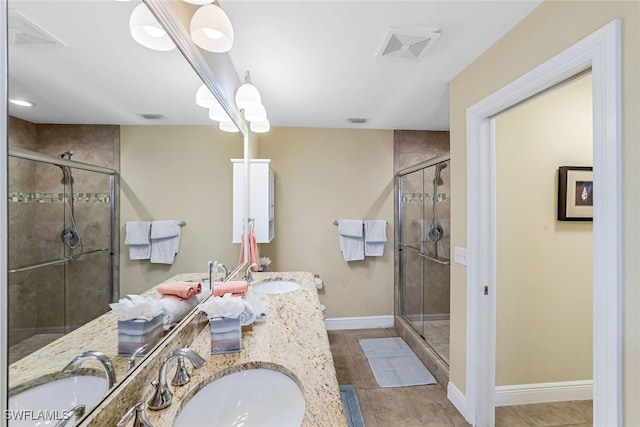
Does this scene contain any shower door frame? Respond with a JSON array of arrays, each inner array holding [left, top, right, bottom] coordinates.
[[397, 153, 451, 360], [7, 147, 118, 330]]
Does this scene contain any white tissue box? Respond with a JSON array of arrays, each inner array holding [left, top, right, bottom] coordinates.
[[209, 317, 241, 354], [117, 313, 164, 356]]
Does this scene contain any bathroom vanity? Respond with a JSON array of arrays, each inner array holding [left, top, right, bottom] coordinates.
[[80, 271, 346, 426]]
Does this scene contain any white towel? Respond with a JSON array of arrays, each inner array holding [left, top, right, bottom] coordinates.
[[157, 294, 201, 330], [364, 220, 387, 256], [337, 219, 364, 262], [124, 221, 151, 260], [150, 220, 181, 264]]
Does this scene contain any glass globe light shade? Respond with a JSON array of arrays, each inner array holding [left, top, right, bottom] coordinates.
[[209, 106, 229, 122], [129, 4, 176, 51], [235, 82, 261, 110], [182, 0, 214, 4], [219, 120, 239, 133], [244, 104, 267, 122], [190, 4, 234, 53], [250, 119, 270, 133], [195, 84, 221, 109]]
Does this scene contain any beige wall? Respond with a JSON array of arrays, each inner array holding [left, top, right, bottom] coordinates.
[[495, 75, 593, 386], [120, 125, 243, 295], [449, 1, 639, 423], [258, 127, 395, 318]]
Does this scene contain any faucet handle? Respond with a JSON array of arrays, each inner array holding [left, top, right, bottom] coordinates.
[[171, 355, 191, 386], [117, 402, 154, 427], [127, 344, 148, 371]]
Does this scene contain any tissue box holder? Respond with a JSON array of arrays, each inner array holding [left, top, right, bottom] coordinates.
[[209, 317, 241, 354], [117, 313, 164, 356]]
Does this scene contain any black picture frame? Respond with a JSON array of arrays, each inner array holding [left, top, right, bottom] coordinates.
[[558, 166, 593, 221]]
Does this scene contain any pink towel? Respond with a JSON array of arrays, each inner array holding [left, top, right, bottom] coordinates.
[[238, 231, 260, 272], [213, 280, 248, 297], [157, 281, 201, 300]]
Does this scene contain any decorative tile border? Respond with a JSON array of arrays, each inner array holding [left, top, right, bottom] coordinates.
[[8, 192, 110, 203]]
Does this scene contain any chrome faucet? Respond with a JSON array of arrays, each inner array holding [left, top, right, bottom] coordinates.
[[147, 347, 206, 410], [208, 260, 230, 287], [217, 262, 229, 279], [54, 404, 85, 427], [117, 402, 154, 427], [244, 263, 259, 283], [127, 344, 148, 371], [62, 350, 116, 389], [171, 355, 191, 386]]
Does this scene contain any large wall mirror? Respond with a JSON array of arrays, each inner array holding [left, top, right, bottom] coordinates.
[[6, 0, 244, 420]]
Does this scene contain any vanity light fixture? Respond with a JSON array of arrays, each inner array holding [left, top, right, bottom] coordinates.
[[219, 120, 239, 133], [190, 2, 234, 53], [182, 0, 215, 4], [235, 71, 261, 110], [195, 84, 231, 122], [9, 98, 35, 107], [250, 118, 270, 133], [129, 3, 176, 51], [243, 103, 267, 122]]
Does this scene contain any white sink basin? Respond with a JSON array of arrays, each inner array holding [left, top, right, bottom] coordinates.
[[253, 280, 300, 294], [8, 376, 108, 426], [174, 369, 305, 427]]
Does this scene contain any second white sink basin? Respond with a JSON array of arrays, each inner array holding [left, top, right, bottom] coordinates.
[[253, 280, 300, 294], [8, 375, 108, 426], [174, 369, 305, 427]]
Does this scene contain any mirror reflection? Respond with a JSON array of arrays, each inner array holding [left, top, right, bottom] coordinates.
[[7, 0, 243, 420]]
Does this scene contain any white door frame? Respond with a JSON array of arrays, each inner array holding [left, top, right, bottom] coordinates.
[[465, 20, 622, 427]]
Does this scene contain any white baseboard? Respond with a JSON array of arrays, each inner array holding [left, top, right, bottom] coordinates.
[[495, 380, 593, 407], [324, 315, 394, 331], [447, 382, 468, 422]]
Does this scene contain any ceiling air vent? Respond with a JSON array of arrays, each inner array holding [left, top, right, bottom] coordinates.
[[377, 27, 440, 60], [8, 9, 66, 46], [139, 114, 166, 120], [347, 118, 368, 124]]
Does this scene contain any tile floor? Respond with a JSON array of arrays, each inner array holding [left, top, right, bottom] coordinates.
[[328, 328, 469, 427], [328, 327, 593, 427]]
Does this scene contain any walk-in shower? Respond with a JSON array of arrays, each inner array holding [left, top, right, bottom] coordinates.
[[397, 153, 451, 364], [8, 147, 117, 363]]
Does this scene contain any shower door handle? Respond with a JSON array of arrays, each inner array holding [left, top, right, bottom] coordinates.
[[9, 257, 72, 273], [417, 252, 450, 265]]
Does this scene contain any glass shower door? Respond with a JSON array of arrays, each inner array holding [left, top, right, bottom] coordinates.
[[422, 159, 451, 364], [399, 168, 425, 338], [63, 168, 113, 332], [399, 158, 451, 364], [8, 156, 114, 363]]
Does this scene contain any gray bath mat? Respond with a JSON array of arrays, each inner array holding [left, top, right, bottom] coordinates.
[[359, 337, 436, 387]]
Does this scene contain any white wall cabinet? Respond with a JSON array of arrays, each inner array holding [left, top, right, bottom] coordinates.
[[232, 159, 274, 243]]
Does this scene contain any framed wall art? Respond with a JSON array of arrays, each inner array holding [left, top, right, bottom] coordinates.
[[557, 166, 593, 221]]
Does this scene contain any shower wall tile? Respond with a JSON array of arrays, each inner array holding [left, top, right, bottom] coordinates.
[[8, 117, 37, 150], [394, 130, 450, 172], [8, 270, 39, 346], [424, 261, 451, 315]]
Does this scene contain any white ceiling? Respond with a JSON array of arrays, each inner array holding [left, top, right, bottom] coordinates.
[[7, 0, 542, 130]]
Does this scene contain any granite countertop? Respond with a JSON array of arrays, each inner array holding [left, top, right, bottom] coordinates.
[[141, 271, 347, 427], [8, 272, 212, 394]]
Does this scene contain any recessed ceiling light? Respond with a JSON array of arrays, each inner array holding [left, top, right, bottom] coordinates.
[[9, 98, 35, 107]]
